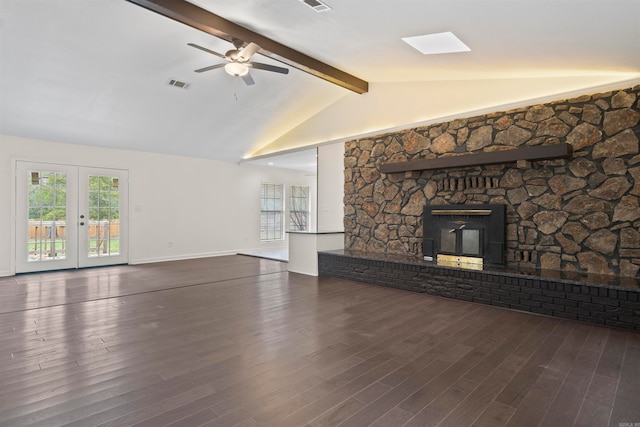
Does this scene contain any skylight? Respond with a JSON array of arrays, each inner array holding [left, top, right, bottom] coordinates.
[[402, 32, 470, 55]]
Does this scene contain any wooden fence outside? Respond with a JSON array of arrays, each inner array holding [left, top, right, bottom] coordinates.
[[27, 221, 120, 259]]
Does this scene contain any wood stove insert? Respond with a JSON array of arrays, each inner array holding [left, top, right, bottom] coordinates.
[[423, 204, 506, 269]]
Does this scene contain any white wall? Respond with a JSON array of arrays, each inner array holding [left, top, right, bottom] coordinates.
[[253, 77, 640, 156], [317, 142, 344, 232], [0, 134, 316, 276]]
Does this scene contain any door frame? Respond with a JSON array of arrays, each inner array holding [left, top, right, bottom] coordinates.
[[77, 166, 129, 269], [13, 159, 130, 274]]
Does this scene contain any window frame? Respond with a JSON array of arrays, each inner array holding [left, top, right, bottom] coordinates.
[[288, 185, 310, 232], [260, 183, 284, 241]]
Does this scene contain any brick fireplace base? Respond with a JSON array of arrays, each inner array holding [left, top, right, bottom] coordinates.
[[318, 250, 640, 331]]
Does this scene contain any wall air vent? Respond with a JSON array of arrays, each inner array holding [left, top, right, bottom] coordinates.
[[300, 0, 331, 12], [168, 79, 191, 89]]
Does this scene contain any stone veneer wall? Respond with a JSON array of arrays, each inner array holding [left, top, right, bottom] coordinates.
[[344, 86, 640, 277]]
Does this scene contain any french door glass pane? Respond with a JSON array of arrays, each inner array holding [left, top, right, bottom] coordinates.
[[87, 175, 120, 257], [26, 170, 67, 262]]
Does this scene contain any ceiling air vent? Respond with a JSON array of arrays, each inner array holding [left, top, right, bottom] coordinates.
[[300, 0, 331, 12], [168, 79, 190, 89]]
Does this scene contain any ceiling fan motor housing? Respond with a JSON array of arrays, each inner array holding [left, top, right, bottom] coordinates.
[[226, 50, 241, 61]]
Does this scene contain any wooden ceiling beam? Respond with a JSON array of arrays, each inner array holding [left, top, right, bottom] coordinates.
[[126, 0, 369, 94]]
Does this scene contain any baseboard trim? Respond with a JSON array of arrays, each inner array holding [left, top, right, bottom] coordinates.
[[130, 251, 238, 265], [287, 268, 318, 277]]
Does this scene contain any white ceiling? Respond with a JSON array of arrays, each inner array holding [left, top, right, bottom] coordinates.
[[1, 0, 639, 170]]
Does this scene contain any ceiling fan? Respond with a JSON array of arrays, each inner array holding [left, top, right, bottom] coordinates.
[[188, 39, 289, 85]]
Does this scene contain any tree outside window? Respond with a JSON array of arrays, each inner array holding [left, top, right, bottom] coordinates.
[[289, 186, 309, 231], [260, 183, 283, 241]]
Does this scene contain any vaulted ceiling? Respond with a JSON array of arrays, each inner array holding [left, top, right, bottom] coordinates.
[[1, 0, 639, 168]]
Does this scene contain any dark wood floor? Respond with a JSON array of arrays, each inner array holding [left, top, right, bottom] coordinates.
[[0, 256, 638, 427]]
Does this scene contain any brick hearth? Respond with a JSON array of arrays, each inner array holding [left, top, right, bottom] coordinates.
[[318, 250, 640, 331]]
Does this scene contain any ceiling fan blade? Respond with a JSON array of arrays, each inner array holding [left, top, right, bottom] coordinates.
[[250, 62, 289, 74], [237, 42, 260, 62], [187, 43, 227, 59], [241, 72, 255, 86], [194, 63, 226, 73]]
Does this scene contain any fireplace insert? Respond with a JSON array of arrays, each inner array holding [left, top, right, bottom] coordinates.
[[422, 204, 506, 269]]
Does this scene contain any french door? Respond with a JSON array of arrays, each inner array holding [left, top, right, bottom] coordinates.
[[16, 162, 129, 273]]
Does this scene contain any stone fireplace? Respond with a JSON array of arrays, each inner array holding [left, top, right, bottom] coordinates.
[[343, 85, 640, 278], [320, 85, 640, 331], [423, 204, 506, 268]]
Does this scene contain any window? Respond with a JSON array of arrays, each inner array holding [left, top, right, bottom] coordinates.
[[289, 186, 309, 231], [260, 183, 283, 241]]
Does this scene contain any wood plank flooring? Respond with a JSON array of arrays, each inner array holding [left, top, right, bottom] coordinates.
[[0, 255, 638, 426]]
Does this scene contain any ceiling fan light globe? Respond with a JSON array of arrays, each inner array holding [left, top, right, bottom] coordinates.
[[225, 62, 249, 77]]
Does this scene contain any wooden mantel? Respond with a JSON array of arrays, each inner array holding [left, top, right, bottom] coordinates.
[[379, 143, 572, 174]]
